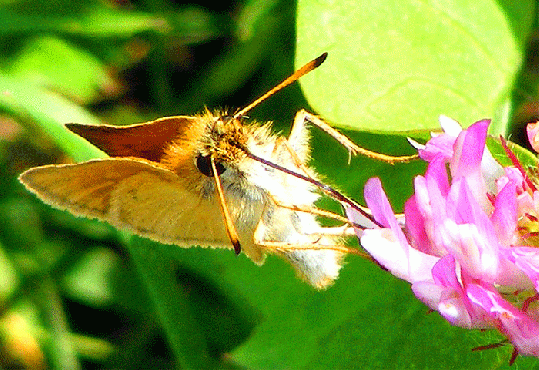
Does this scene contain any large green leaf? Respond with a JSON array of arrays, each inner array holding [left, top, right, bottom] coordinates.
[[296, 0, 535, 135], [158, 244, 531, 369]]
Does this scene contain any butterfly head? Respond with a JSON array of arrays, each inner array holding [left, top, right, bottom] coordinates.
[[194, 113, 249, 178]]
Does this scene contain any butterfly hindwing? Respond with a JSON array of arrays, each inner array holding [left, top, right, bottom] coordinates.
[[19, 158, 233, 249]]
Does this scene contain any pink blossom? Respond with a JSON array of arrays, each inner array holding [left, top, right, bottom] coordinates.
[[348, 117, 539, 358], [527, 121, 539, 152]]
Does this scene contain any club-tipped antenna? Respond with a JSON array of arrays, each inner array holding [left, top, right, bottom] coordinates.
[[233, 53, 328, 119]]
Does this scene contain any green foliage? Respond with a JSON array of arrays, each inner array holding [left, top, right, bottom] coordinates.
[[297, 0, 535, 136], [0, 0, 538, 369]]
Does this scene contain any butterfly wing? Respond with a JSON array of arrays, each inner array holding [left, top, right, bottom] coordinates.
[[19, 158, 234, 249], [65, 116, 196, 162]]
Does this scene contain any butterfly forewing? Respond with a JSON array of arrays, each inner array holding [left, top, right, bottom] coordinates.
[[66, 117, 196, 162]]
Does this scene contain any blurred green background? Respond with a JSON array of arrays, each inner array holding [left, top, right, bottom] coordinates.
[[0, 0, 538, 369]]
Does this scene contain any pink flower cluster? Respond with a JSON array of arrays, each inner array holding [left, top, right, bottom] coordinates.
[[347, 117, 539, 358]]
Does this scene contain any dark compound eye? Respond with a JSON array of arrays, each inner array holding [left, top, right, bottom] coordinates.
[[196, 155, 226, 177]]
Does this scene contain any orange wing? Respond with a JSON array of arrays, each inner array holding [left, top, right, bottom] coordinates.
[[66, 116, 196, 162], [19, 158, 235, 249]]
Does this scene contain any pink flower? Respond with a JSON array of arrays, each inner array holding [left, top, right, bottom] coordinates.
[[348, 117, 539, 359], [527, 121, 539, 152]]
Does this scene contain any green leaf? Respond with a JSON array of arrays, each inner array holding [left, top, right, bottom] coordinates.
[[62, 247, 121, 307], [296, 0, 535, 135], [0, 242, 19, 298], [7, 36, 116, 103], [0, 6, 169, 38], [0, 72, 104, 162], [157, 245, 526, 369], [487, 135, 539, 169], [127, 238, 216, 369]]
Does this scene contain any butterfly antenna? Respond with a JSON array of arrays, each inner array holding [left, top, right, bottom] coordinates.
[[211, 157, 242, 254], [233, 53, 328, 119]]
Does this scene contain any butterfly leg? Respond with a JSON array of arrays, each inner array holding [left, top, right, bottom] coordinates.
[[253, 217, 347, 289], [267, 194, 357, 236], [290, 110, 418, 163], [252, 213, 367, 258]]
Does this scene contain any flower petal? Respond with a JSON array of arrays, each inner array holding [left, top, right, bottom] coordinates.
[[503, 247, 539, 292], [467, 283, 539, 356], [490, 180, 518, 244], [417, 116, 462, 162], [361, 228, 439, 283], [363, 178, 407, 245], [527, 121, 539, 152], [451, 120, 489, 179]]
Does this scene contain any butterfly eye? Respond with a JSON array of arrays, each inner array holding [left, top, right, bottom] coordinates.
[[196, 155, 226, 177]]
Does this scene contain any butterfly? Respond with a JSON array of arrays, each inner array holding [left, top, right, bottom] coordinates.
[[19, 53, 412, 288]]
